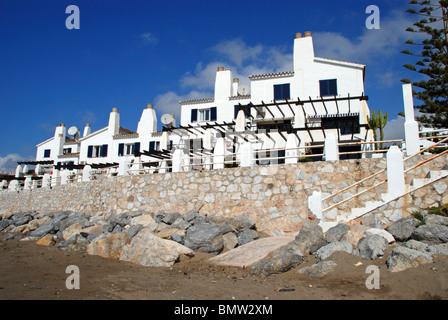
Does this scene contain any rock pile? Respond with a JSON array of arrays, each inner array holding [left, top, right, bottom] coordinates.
[[250, 213, 448, 277], [0, 209, 262, 267]]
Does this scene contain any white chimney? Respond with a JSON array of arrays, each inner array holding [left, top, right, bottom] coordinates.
[[293, 31, 315, 71], [214, 67, 232, 101], [83, 123, 91, 137], [232, 78, 239, 97], [137, 104, 157, 135], [108, 108, 120, 135], [54, 124, 66, 156]]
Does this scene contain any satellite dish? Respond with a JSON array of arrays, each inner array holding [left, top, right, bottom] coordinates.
[[237, 85, 250, 96], [68, 126, 80, 139], [161, 113, 174, 127]]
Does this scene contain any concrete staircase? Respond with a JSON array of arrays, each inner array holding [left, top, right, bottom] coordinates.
[[319, 169, 448, 232]]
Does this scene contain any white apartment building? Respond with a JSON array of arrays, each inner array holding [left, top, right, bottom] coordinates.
[[29, 31, 373, 177]]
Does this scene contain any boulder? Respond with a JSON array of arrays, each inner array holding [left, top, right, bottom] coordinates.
[[126, 225, 143, 239], [35, 234, 55, 247], [325, 223, 350, 243], [162, 212, 182, 225], [86, 232, 130, 259], [171, 217, 191, 230], [222, 232, 239, 250], [183, 223, 224, 254], [424, 214, 448, 226], [296, 260, 337, 277], [314, 241, 353, 260], [62, 223, 82, 240], [156, 228, 186, 240], [364, 228, 395, 244], [130, 214, 155, 227], [386, 217, 420, 242], [343, 223, 369, 247], [29, 222, 55, 238], [119, 228, 194, 267], [110, 212, 131, 228], [250, 241, 304, 277], [294, 218, 325, 255], [354, 234, 388, 260], [206, 215, 255, 232], [58, 234, 89, 251], [387, 246, 433, 272], [11, 213, 33, 226], [428, 243, 448, 256], [237, 229, 260, 246], [411, 223, 448, 243], [182, 209, 200, 222], [0, 219, 10, 232]]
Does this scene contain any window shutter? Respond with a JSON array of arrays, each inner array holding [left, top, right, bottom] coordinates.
[[191, 109, 198, 123], [234, 105, 239, 119], [101, 144, 108, 157], [283, 84, 290, 100], [210, 107, 217, 121], [329, 79, 337, 96], [44, 149, 51, 158], [87, 145, 93, 158], [149, 141, 155, 152], [169, 140, 173, 150], [274, 85, 282, 100], [134, 142, 140, 155], [118, 143, 124, 156]]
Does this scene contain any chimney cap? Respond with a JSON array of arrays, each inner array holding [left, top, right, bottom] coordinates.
[[147, 104, 153, 109], [295, 32, 302, 39], [233, 78, 239, 83], [304, 31, 312, 37], [85, 123, 90, 127], [217, 66, 225, 71], [112, 107, 118, 112]]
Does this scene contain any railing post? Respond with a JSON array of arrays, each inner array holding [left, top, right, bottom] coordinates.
[[24, 176, 32, 190], [386, 145, 405, 198], [15, 165, 22, 178], [308, 190, 323, 220], [324, 133, 339, 161], [118, 158, 130, 176], [82, 165, 92, 182], [239, 141, 254, 167], [172, 148, 184, 172], [51, 169, 60, 187], [213, 137, 226, 170], [285, 133, 299, 164], [8, 180, 19, 192], [403, 83, 420, 156], [42, 173, 51, 188]]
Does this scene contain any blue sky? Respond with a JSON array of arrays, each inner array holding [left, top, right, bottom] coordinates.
[[0, 0, 423, 172]]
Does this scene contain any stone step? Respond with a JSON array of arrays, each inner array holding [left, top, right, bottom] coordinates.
[[320, 169, 448, 232]]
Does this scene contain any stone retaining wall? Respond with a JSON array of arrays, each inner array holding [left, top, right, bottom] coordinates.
[[1, 155, 446, 236]]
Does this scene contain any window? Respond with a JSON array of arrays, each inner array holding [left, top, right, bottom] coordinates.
[[321, 114, 360, 135], [319, 79, 338, 97], [234, 105, 251, 119], [199, 109, 210, 121], [191, 107, 217, 123], [63, 148, 72, 154], [87, 144, 108, 158], [257, 120, 292, 133], [149, 141, 160, 152], [43, 149, 51, 158], [118, 142, 140, 156], [274, 83, 290, 100]]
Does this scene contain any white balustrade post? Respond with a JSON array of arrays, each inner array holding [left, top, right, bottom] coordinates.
[[403, 83, 420, 156], [172, 148, 184, 173], [42, 173, 51, 188], [24, 176, 32, 190], [213, 137, 226, 170], [82, 165, 92, 182], [285, 133, 299, 164], [386, 146, 405, 199], [308, 190, 323, 220], [239, 141, 254, 167], [324, 133, 339, 161], [51, 169, 60, 187], [118, 158, 130, 176]]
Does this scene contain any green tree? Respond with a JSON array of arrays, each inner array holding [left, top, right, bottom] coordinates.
[[401, 0, 448, 129], [367, 110, 388, 150]]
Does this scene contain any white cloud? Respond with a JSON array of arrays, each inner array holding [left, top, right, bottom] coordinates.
[[154, 38, 294, 124], [138, 32, 158, 46], [383, 115, 405, 141], [313, 10, 416, 64], [0, 153, 34, 174]]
